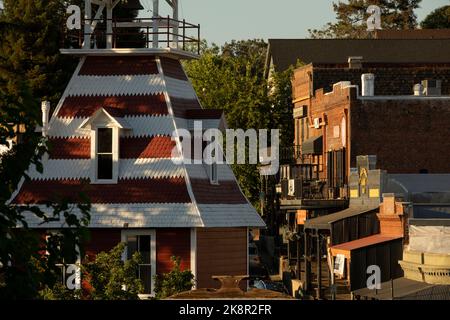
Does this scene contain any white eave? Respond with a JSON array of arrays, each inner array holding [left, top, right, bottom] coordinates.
[[60, 47, 200, 60], [78, 108, 131, 130]]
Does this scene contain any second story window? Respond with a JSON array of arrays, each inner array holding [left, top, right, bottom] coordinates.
[[79, 108, 130, 184], [97, 128, 113, 180], [210, 162, 218, 184]]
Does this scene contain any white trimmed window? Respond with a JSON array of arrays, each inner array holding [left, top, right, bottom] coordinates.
[[45, 233, 81, 290], [79, 108, 128, 184], [121, 230, 156, 297], [96, 127, 114, 180], [210, 162, 218, 184]]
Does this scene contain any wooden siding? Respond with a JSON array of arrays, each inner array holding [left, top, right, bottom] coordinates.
[[349, 238, 404, 291], [196, 228, 247, 289], [156, 228, 191, 274], [331, 211, 380, 245], [83, 229, 122, 260]]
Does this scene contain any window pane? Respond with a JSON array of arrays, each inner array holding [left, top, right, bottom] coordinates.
[[127, 236, 137, 258], [139, 265, 152, 294], [57, 265, 65, 285], [98, 154, 113, 180], [98, 128, 112, 153], [139, 235, 151, 264]]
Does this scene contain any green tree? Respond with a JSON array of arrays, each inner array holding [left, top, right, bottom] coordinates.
[[184, 40, 295, 230], [0, 2, 90, 299], [0, 0, 77, 105], [421, 5, 450, 29], [81, 243, 143, 300], [153, 256, 194, 299], [40, 243, 143, 300], [309, 0, 422, 39], [184, 40, 271, 207]]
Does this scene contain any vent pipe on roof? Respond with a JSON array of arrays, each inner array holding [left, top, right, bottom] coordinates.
[[348, 56, 363, 69], [41, 101, 50, 137], [361, 74, 375, 97]]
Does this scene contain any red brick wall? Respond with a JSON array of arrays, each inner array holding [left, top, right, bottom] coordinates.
[[293, 64, 450, 175], [350, 98, 450, 173], [312, 65, 450, 96], [156, 228, 191, 274], [292, 71, 352, 178]]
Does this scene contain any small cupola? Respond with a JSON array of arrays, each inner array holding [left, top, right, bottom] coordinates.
[[79, 108, 131, 184]]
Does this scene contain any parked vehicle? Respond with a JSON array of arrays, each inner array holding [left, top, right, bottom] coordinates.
[[250, 280, 289, 295]]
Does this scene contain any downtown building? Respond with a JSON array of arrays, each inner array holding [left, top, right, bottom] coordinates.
[[266, 31, 450, 298]]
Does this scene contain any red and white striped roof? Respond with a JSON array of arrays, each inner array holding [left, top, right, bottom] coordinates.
[[12, 55, 265, 229]]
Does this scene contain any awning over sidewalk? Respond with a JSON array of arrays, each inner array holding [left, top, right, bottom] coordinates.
[[304, 205, 378, 230], [330, 234, 403, 259], [302, 135, 323, 155]]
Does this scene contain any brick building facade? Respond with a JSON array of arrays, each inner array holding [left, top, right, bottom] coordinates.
[[291, 62, 450, 187]]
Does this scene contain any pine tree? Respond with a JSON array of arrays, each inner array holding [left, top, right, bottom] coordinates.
[[309, 0, 422, 39], [0, 0, 77, 105]]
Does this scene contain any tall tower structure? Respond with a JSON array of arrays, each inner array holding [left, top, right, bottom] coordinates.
[[12, 0, 265, 295]]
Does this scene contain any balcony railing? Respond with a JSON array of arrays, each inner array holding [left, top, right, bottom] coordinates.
[[280, 178, 329, 200], [280, 145, 302, 164], [62, 17, 201, 54]]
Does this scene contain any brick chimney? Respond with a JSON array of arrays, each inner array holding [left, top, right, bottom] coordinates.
[[377, 193, 406, 237]]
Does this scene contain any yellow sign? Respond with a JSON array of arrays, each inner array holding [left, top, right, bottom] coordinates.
[[369, 189, 380, 198]]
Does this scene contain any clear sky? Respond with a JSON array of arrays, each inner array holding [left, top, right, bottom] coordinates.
[[139, 0, 450, 45]]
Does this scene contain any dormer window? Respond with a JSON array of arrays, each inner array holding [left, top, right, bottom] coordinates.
[[79, 108, 131, 184], [97, 128, 113, 180], [210, 162, 218, 184]]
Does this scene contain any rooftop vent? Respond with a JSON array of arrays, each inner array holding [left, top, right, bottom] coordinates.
[[348, 56, 363, 69], [421, 80, 442, 96], [361, 73, 375, 97]]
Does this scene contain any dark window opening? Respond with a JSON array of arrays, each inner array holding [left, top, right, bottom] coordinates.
[[97, 155, 113, 179], [126, 235, 152, 294], [97, 128, 113, 180]]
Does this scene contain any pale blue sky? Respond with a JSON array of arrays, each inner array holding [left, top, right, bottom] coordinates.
[[1, 1, 447, 44], [140, 0, 450, 45]]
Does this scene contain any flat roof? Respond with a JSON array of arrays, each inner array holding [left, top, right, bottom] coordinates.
[[353, 277, 450, 300], [267, 39, 450, 72], [331, 234, 402, 252], [60, 47, 199, 60], [304, 205, 378, 230]]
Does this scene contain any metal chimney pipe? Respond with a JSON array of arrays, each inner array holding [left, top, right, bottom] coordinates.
[[41, 101, 50, 137]]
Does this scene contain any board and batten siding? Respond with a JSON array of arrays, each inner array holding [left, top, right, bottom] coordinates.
[[156, 228, 191, 274], [196, 227, 248, 289]]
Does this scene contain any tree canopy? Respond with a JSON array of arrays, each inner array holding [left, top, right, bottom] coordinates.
[[0, 0, 89, 299], [309, 0, 422, 38], [420, 5, 450, 29], [184, 40, 294, 231]]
